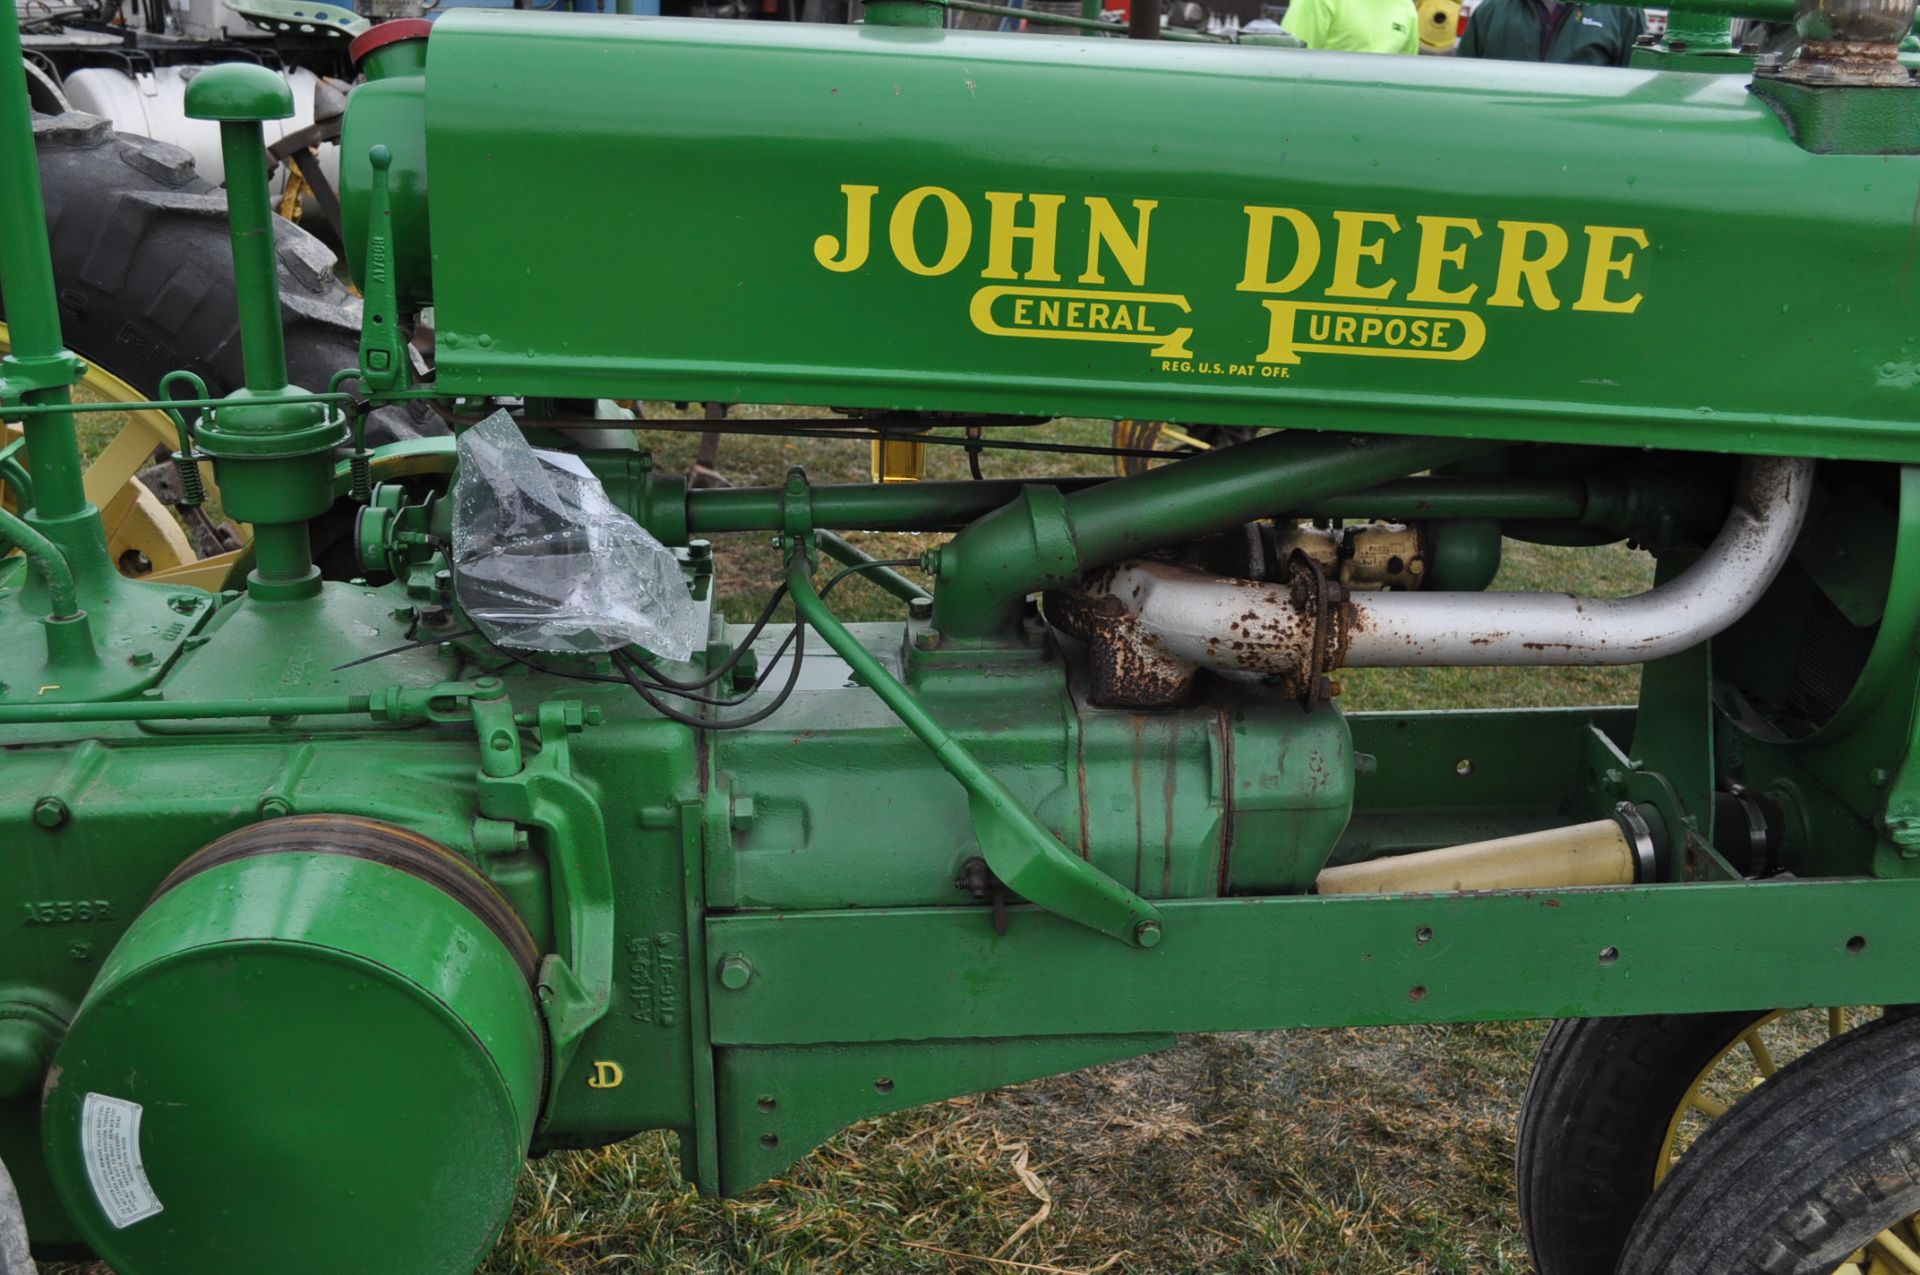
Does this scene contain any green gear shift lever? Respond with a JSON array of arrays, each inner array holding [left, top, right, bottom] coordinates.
[[182, 64, 347, 603]]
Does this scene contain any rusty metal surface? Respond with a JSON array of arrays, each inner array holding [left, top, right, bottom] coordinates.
[[1054, 457, 1811, 694], [1049, 561, 1339, 708], [1779, 36, 1915, 82], [1045, 579, 1196, 708]]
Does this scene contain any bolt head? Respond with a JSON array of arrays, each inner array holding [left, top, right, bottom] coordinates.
[[259, 797, 292, 819], [32, 797, 68, 830], [717, 955, 754, 990], [1133, 920, 1162, 948]]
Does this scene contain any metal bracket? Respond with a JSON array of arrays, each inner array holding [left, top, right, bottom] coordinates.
[[470, 688, 616, 1114], [1879, 706, 1920, 859], [0, 350, 86, 408], [779, 468, 1164, 948], [355, 145, 411, 395]]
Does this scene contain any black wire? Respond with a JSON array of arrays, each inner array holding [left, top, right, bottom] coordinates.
[[473, 609, 803, 711], [469, 554, 920, 728], [611, 631, 806, 730], [529, 416, 1183, 462], [625, 557, 919, 694], [331, 627, 479, 671], [820, 557, 924, 598], [623, 582, 790, 693]]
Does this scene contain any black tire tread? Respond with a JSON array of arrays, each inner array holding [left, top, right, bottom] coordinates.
[[1515, 1011, 1764, 1275], [1620, 1010, 1920, 1275], [15, 111, 434, 442]]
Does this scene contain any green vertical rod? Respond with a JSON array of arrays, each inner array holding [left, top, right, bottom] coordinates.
[[249, 521, 315, 582], [1661, 7, 1736, 50], [214, 124, 290, 392], [0, 0, 88, 522]]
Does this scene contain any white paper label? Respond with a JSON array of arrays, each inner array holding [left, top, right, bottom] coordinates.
[[81, 1093, 163, 1229]]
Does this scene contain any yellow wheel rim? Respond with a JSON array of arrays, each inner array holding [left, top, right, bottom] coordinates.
[[0, 320, 243, 590], [1655, 1007, 1916, 1275], [1112, 420, 1220, 476]]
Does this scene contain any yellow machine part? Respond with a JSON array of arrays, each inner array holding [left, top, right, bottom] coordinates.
[[0, 320, 243, 591], [1316, 818, 1637, 894], [1419, 0, 1461, 52]]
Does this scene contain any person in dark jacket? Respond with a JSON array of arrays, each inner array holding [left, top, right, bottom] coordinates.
[[1456, 0, 1644, 64]]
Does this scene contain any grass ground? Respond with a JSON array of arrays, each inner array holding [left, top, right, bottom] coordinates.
[[40, 412, 1651, 1275]]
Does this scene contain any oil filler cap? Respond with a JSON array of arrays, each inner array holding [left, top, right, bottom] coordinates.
[[40, 817, 544, 1275]]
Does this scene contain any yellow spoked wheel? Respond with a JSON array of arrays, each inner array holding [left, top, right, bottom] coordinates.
[[1652, 1007, 1918, 1275], [1110, 420, 1260, 476], [0, 321, 242, 591], [1617, 1011, 1920, 1274], [1656, 1007, 1867, 1185]]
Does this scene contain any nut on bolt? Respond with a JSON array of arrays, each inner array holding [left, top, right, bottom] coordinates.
[[717, 954, 755, 990]]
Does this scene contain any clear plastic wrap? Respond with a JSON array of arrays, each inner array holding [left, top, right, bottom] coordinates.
[[451, 411, 700, 659]]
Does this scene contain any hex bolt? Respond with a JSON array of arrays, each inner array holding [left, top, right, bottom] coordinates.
[[32, 797, 68, 829], [913, 630, 942, 652], [258, 797, 293, 819], [1133, 920, 1162, 948], [129, 649, 155, 668], [717, 954, 755, 990]]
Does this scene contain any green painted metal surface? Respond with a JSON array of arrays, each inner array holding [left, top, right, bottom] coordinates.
[[393, 13, 1920, 460], [703, 878, 1920, 1044], [12, 0, 1920, 1266], [41, 850, 541, 1273]]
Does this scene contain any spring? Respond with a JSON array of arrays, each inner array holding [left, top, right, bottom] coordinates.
[[170, 450, 206, 508]]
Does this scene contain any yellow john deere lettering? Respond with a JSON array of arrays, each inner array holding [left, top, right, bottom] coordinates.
[[813, 184, 1649, 371]]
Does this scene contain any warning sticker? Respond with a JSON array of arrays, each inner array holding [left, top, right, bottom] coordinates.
[[81, 1093, 163, 1229]]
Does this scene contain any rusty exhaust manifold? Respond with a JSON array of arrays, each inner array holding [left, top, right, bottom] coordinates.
[[1053, 457, 1813, 709]]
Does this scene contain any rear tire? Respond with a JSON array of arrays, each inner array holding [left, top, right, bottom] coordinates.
[[1619, 1010, 1920, 1274], [16, 111, 434, 443], [1515, 1012, 1766, 1275]]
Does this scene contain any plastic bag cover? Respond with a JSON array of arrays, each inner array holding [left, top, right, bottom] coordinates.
[[452, 411, 700, 659]]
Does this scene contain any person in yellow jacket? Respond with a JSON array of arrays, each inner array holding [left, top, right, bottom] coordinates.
[[1281, 0, 1420, 52]]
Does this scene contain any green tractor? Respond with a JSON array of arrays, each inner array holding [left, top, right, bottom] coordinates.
[[5, 0, 1920, 1270]]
